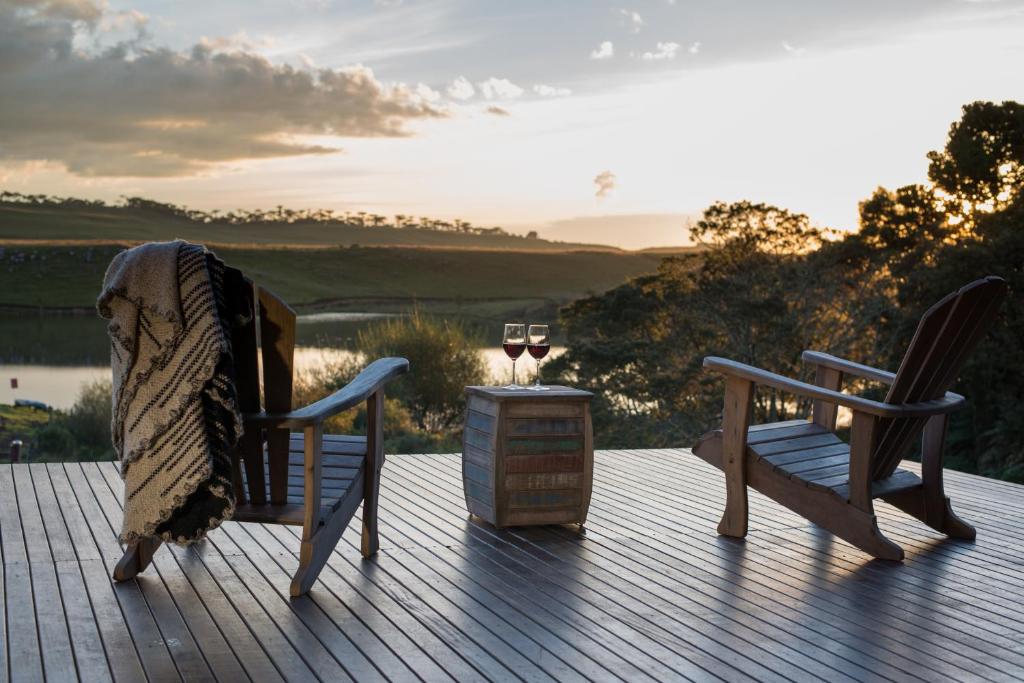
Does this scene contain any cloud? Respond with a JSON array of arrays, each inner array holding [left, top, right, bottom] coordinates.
[[688, 41, 701, 54], [477, 77, 523, 100], [446, 76, 475, 100], [416, 83, 442, 102], [641, 42, 680, 61], [782, 41, 806, 55], [533, 84, 571, 97], [485, 106, 510, 116], [0, 0, 444, 177], [593, 170, 617, 198], [590, 41, 614, 60], [619, 9, 644, 33]]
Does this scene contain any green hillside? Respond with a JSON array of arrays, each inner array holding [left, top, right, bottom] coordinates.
[[0, 242, 667, 311], [0, 202, 608, 251]]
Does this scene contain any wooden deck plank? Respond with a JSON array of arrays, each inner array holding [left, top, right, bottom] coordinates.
[[0, 465, 43, 683], [584, 452, 1001, 681], [595, 450, 1024, 680], [254, 524, 471, 683], [0, 537, 6, 683], [232, 522, 428, 683], [373, 469, 713, 681], [5, 450, 1024, 681], [639, 452, 1024, 638], [399, 454, 942, 683], [92, 462, 282, 683], [12, 466, 78, 683], [76, 463, 217, 682], [380, 458, 762, 682], [44, 464, 146, 683], [60, 463, 182, 682], [388, 454, 928, 683], [212, 522, 389, 682]]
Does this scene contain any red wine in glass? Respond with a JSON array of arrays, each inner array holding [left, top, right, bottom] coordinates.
[[527, 343, 549, 360], [502, 323, 526, 389], [503, 341, 527, 359], [526, 324, 551, 390]]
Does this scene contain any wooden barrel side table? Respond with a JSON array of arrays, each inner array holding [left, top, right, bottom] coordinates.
[[462, 385, 594, 527]]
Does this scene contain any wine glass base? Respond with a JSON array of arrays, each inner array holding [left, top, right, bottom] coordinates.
[[526, 385, 550, 391], [503, 384, 523, 390]]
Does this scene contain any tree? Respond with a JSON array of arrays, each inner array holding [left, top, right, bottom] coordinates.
[[355, 312, 488, 432], [927, 101, 1024, 216], [553, 201, 841, 448]]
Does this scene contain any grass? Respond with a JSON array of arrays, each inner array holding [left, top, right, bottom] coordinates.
[[0, 242, 667, 310], [0, 404, 50, 453]]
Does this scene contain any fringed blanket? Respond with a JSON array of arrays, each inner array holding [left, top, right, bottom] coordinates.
[[98, 240, 246, 545]]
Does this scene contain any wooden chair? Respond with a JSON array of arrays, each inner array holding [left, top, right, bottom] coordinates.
[[693, 276, 1007, 560], [113, 271, 409, 595]]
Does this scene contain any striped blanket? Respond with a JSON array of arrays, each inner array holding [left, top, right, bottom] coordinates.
[[98, 241, 245, 545]]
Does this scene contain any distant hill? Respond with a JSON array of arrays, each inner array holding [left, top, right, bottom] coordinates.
[[0, 193, 690, 324], [0, 242, 672, 313], [0, 197, 614, 252]]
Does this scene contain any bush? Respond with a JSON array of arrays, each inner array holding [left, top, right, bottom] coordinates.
[[356, 311, 488, 432], [292, 312, 487, 451], [62, 379, 114, 458], [24, 380, 115, 462], [31, 422, 76, 461]]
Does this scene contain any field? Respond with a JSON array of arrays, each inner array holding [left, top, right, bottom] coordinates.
[[0, 242, 670, 312], [0, 198, 690, 335]]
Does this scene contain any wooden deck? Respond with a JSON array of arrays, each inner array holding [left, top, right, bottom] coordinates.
[[3, 449, 1024, 682]]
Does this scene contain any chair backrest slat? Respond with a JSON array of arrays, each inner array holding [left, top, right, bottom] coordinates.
[[258, 287, 296, 505], [872, 276, 1007, 479]]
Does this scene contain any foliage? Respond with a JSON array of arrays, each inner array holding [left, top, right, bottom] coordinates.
[[292, 312, 487, 450], [552, 202, 845, 447], [62, 379, 115, 458], [355, 311, 488, 432], [3, 379, 115, 462], [555, 100, 1024, 479], [926, 100, 1024, 215]]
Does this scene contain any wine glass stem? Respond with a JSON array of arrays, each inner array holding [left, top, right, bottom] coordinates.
[[535, 358, 541, 386], [512, 359, 517, 386]]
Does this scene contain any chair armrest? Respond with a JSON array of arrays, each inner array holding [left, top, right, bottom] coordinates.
[[703, 356, 965, 418], [246, 357, 409, 429], [801, 350, 897, 385]]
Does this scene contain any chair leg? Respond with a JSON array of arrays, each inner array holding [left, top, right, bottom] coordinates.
[[717, 377, 753, 538], [112, 536, 162, 581], [887, 415, 976, 540], [290, 521, 345, 597], [361, 475, 381, 558], [362, 391, 384, 558], [855, 514, 905, 561]]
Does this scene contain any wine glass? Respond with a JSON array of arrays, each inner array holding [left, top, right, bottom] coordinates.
[[502, 323, 527, 389], [526, 324, 550, 391]]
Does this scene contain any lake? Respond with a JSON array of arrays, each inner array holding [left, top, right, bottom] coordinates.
[[0, 311, 563, 409]]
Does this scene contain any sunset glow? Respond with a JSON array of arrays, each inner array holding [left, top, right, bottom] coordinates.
[[2, 0, 1022, 247]]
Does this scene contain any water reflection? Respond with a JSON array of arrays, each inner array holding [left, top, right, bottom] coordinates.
[[0, 311, 564, 409]]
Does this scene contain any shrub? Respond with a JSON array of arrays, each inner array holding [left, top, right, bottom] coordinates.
[[292, 312, 487, 451], [31, 422, 76, 461], [62, 379, 114, 458], [355, 311, 487, 432]]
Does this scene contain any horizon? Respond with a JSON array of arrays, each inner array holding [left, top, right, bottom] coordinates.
[[2, 0, 1022, 248]]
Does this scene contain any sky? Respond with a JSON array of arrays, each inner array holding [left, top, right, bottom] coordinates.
[[1, 0, 1022, 248]]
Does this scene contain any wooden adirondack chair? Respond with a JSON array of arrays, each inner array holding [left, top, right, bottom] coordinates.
[[693, 276, 1007, 560], [113, 270, 409, 595]]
